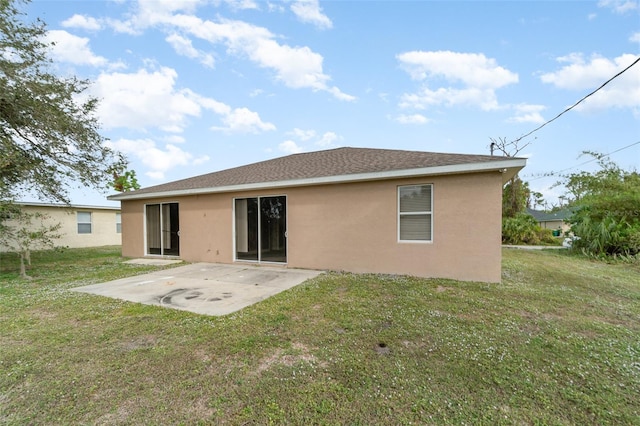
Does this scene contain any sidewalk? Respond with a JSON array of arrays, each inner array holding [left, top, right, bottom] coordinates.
[[502, 245, 567, 250]]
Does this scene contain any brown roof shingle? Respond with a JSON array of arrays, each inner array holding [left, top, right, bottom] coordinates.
[[114, 147, 521, 199]]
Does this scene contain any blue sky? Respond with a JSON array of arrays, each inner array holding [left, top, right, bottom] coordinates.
[[25, 0, 640, 207]]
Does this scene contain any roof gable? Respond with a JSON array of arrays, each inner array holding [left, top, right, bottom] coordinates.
[[109, 147, 525, 201]]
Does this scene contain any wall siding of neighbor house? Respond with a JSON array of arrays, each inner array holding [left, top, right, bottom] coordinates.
[[120, 171, 503, 283], [2, 204, 121, 250]]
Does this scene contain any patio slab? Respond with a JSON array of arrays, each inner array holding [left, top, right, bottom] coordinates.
[[72, 262, 323, 316]]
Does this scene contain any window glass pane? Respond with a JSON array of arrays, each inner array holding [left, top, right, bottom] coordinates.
[[116, 213, 122, 233], [77, 212, 91, 234], [399, 185, 431, 212], [399, 214, 431, 241], [78, 223, 92, 234]]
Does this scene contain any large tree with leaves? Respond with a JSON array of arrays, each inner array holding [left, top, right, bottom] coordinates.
[[560, 152, 640, 257], [0, 0, 125, 204]]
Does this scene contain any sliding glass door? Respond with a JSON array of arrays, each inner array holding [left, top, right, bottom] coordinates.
[[235, 196, 286, 263], [146, 203, 180, 256]]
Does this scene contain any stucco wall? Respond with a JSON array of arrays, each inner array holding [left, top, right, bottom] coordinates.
[[2, 205, 121, 250], [120, 171, 504, 282]]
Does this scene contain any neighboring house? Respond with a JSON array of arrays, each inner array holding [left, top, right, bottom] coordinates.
[[526, 208, 573, 235], [1, 202, 122, 250], [109, 147, 526, 283]]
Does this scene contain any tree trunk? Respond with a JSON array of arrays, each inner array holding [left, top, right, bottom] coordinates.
[[19, 251, 32, 280]]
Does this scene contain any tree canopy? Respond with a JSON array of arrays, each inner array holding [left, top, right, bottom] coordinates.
[[560, 152, 640, 257], [0, 0, 125, 204]]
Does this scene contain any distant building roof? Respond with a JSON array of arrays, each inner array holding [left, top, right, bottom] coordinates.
[[109, 147, 526, 201], [526, 207, 574, 222], [16, 202, 120, 211]]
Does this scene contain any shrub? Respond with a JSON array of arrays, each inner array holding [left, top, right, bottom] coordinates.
[[502, 213, 562, 246]]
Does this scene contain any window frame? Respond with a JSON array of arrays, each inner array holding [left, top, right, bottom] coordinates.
[[116, 212, 122, 234], [77, 211, 92, 234], [397, 184, 433, 243]]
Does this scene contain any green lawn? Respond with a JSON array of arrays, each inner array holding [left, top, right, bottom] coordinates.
[[1, 247, 639, 425]]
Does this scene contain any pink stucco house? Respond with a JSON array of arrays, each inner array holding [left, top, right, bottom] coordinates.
[[109, 147, 525, 282]]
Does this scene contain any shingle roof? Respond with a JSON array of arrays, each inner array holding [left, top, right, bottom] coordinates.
[[526, 208, 575, 222], [110, 147, 524, 200]]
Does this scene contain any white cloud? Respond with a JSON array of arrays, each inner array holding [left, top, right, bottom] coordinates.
[[212, 107, 277, 133], [106, 138, 209, 179], [290, 0, 333, 29], [165, 33, 215, 68], [508, 104, 546, 124], [316, 131, 340, 147], [279, 140, 304, 154], [397, 51, 518, 111], [397, 50, 518, 89], [288, 128, 317, 141], [61, 14, 102, 31], [106, 7, 353, 100], [281, 128, 342, 151], [44, 30, 108, 67], [630, 32, 640, 43], [92, 66, 274, 134], [539, 53, 640, 111], [597, 0, 638, 14], [400, 87, 500, 111], [222, 0, 259, 10], [93, 67, 200, 132], [105, 17, 141, 35], [395, 114, 430, 124]]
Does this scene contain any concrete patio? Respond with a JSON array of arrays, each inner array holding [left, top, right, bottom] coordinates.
[[72, 262, 323, 316]]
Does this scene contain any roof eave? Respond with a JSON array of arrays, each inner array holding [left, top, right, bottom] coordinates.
[[108, 158, 527, 201]]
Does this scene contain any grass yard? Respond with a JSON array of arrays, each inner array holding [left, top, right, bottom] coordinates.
[[1, 247, 639, 425]]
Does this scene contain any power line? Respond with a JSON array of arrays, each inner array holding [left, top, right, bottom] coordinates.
[[511, 55, 640, 145], [528, 139, 640, 181]]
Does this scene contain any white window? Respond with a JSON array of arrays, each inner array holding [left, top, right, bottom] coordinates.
[[398, 184, 432, 242], [77, 211, 92, 234], [116, 212, 122, 234]]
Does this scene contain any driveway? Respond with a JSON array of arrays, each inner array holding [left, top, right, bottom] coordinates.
[[72, 262, 323, 316]]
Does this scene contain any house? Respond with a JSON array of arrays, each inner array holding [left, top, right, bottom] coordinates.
[[109, 147, 526, 283], [526, 207, 573, 235], [1, 202, 122, 250]]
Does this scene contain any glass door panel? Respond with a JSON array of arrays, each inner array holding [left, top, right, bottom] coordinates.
[[146, 203, 180, 256], [235, 198, 259, 261], [235, 196, 286, 263], [146, 204, 161, 255], [260, 196, 287, 263]]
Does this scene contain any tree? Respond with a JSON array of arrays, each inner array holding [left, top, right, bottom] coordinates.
[[0, 203, 62, 278], [1, 0, 125, 205], [502, 177, 532, 218], [110, 168, 141, 192], [489, 136, 533, 218], [559, 152, 640, 257]]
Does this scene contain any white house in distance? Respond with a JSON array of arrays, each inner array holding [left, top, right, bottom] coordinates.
[[1, 202, 122, 250]]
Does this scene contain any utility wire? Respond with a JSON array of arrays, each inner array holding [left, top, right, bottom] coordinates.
[[528, 139, 640, 181], [511, 55, 640, 145]]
